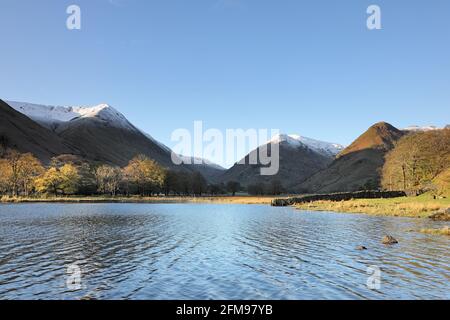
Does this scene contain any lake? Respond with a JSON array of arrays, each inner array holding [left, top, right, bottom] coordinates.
[[0, 203, 448, 300]]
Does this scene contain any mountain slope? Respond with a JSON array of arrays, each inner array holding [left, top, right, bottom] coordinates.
[[7, 100, 173, 167], [0, 99, 77, 162], [338, 122, 403, 158], [5, 100, 224, 180], [295, 122, 404, 193], [220, 134, 340, 189], [56, 116, 176, 167]]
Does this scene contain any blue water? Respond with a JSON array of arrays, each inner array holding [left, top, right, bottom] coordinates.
[[0, 203, 448, 300]]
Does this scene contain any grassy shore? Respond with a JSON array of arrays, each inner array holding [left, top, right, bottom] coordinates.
[[0, 195, 281, 205], [2, 193, 449, 220], [419, 226, 450, 236], [294, 193, 450, 218]]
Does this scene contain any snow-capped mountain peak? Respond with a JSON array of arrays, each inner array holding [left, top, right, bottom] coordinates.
[[270, 133, 344, 157], [82, 104, 136, 130], [6, 100, 136, 131]]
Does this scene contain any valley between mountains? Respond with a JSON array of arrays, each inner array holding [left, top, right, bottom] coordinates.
[[1, 99, 449, 214]]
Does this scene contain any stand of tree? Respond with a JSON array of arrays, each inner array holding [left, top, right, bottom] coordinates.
[[247, 180, 284, 196], [0, 149, 247, 197], [382, 129, 450, 195]]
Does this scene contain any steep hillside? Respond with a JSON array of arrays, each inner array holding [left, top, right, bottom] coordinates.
[[296, 122, 404, 193], [338, 122, 403, 158], [0, 99, 77, 163], [5, 100, 224, 180]]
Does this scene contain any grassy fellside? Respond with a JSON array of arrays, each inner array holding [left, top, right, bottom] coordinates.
[[294, 193, 450, 218]]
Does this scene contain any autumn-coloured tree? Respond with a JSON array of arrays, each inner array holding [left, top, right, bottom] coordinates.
[[35, 168, 63, 196], [382, 129, 450, 193], [4, 150, 21, 196], [17, 153, 45, 196], [59, 164, 81, 195], [95, 165, 123, 196], [432, 168, 450, 196], [123, 155, 165, 196], [0, 150, 44, 196], [0, 159, 12, 194], [34, 164, 80, 196]]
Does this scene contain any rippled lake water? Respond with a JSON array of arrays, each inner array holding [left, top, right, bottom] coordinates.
[[0, 203, 448, 300]]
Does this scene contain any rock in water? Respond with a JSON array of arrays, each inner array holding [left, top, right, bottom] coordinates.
[[382, 235, 398, 245], [356, 246, 367, 250]]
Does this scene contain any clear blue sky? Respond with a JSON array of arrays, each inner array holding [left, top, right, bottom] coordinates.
[[0, 0, 449, 167]]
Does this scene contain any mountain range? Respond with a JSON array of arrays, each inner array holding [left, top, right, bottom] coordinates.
[[220, 134, 344, 187], [1, 99, 447, 192], [2, 100, 225, 179]]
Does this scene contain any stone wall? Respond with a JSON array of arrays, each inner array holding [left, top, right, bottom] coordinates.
[[271, 191, 407, 207]]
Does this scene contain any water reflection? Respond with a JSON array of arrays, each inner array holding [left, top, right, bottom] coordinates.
[[0, 203, 448, 300]]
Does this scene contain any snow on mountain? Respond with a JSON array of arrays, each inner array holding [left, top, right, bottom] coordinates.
[[6, 100, 137, 131], [403, 125, 443, 132], [177, 155, 226, 170], [139, 132, 224, 169], [270, 134, 344, 157], [6, 100, 225, 171]]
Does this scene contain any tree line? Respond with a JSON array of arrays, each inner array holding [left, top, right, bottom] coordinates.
[[0, 150, 252, 197]]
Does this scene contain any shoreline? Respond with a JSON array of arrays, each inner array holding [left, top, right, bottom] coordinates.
[[294, 195, 450, 219], [0, 196, 282, 205], [1, 194, 449, 220]]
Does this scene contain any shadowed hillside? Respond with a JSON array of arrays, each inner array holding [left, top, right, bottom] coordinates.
[[2, 100, 224, 181], [221, 140, 334, 189], [0, 99, 78, 163]]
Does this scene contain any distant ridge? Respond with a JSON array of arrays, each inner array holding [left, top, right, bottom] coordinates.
[[403, 125, 443, 132], [220, 133, 340, 188], [269, 134, 344, 157]]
